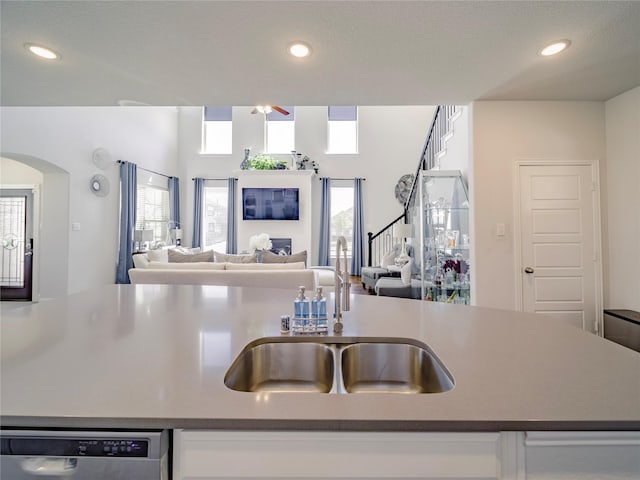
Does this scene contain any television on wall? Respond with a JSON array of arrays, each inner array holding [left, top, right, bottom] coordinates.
[[242, 187, 300, 220]]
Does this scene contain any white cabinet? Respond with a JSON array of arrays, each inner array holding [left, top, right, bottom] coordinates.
[[523, 431, 640, 479], [174, 430, 503, 479], [173, 430, 640, 480]]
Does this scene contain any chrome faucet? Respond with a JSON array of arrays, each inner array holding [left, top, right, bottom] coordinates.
[[333, 236, 351, 334]]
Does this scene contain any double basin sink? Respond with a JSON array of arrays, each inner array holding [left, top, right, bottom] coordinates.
[[224, 336, 454, 394]]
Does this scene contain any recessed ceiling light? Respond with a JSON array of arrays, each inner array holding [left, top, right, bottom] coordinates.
[[288, 41, 312, 58], [24, 43, 60, 60], [539, 40, 571, 57]]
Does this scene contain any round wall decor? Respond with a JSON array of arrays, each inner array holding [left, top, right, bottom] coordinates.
[[394, 173, 414, 204], [89, 174, 110, 197], [92, 148, 113, 170]]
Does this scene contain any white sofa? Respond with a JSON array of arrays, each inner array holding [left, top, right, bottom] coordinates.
[[130, 251, 328, 291], [129, 267, 316, 290]]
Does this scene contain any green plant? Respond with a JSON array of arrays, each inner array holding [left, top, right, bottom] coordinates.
[[248, 154, 288, 170]]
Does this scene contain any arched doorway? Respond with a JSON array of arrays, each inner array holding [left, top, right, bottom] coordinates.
[[0, 154, 70, 301]]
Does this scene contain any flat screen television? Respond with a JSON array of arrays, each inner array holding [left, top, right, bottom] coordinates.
[[242, 187, 300, 220]]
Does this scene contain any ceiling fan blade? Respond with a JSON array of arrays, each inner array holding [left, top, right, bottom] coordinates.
[[271, 105, 290, 115]]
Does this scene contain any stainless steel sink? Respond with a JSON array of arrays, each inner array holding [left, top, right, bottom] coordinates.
[[341, 342, 454, 394], [224, 340, 335, 393], [224, 337, 454, 394]]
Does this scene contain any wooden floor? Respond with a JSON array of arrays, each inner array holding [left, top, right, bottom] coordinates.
[[349, 275, 372, 295]]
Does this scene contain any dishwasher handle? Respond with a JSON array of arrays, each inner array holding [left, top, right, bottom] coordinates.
[[20, 457, 78, 476]]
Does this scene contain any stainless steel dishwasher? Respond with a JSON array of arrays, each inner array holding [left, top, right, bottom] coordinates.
[[1, 429, 169, 479]]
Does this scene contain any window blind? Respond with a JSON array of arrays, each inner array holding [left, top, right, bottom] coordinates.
[[328, 106, 357, 121], [204, 106, 232, 121]]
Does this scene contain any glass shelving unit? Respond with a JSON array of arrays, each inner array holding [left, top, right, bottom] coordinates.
[[408, 170, 470, 303]]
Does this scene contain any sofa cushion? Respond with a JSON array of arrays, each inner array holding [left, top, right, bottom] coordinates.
[[262, 250, 307, 266], [224, 261, 306, 270], [381, 251, 396, 268], [147, 261, 225, 270], [214, 251, 257, 263], [147, 249, 168, 262], [168, 249, 214, 263]]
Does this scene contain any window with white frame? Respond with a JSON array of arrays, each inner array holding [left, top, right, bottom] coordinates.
[[202, 106, 233, 154], [265, 106, 295, 154], [202, 181, 229, 252], [327, 106, 358, 154], [136, 182, 170, 248], [330, 182, 354, 260]]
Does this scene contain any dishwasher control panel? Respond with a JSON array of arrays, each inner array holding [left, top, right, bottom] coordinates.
[[1, 437, 149, 457]]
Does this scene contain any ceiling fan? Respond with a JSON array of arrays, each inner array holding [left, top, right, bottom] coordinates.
[[251, 105, 290, 115]]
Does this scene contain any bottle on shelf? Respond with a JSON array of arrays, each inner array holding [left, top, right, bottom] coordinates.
[[311, 287, 328, 333], [292, 286, 310, 333]]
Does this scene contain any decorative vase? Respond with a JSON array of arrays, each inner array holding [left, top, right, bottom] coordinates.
[[255, 250, 264, 263], [240, 148, 250, 170]]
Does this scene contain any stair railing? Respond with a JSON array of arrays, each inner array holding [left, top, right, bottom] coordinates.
[[367, 213, 406, 268], [366, 105, 460, 267]]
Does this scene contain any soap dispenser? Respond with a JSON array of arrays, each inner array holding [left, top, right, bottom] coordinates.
[[293, 286, 310, 333], [311, 287, 328, 333]]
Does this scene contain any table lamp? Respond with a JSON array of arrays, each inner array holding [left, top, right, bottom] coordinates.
[[395, 223, 413, 265]]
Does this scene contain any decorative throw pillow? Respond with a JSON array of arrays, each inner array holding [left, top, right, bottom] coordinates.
[[168, 249, 214, 263], [262, 250, 307, 266], [224, 261, 306, 270], [213, 251, 257, 263], [147, 249, 168, 263], [400, 260, 412, 286], [381, 251, 396, 268]]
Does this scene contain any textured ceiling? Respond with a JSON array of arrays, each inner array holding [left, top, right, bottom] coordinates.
[[1, 1, 639, 106]]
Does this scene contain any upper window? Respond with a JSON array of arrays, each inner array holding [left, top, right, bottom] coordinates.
[[327, 106, 358, 154], [202, 106, 232, 154], [265, 106, 295, 154]]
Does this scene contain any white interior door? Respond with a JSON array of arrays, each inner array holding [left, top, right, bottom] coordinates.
[[519, 164, 599, 333]]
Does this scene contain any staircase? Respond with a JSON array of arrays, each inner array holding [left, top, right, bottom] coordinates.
[[366, 105, 462, 267]]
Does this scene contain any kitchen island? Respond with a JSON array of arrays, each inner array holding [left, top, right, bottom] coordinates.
[[2, 284, 639, 478]]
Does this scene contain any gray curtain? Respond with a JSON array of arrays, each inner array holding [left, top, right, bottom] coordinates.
[[226, 177, 237, 254], [168, 176, 180, 229], [351, 178, 365, 275], [116, 161, 137, 284], [192, 177, 204, 248], [318, 178, 331, 266]]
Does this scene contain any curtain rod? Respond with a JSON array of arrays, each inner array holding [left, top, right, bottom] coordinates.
[[319, 177, 366, 180], [117, 160, 173, 179], [192, 177, 237, 181]]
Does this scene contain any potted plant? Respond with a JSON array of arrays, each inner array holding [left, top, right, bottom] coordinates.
[[248, 154, 288, 170]]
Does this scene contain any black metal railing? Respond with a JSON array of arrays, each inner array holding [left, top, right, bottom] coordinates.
[[367, 213, 406, 268], [366, 105, 460, 267]]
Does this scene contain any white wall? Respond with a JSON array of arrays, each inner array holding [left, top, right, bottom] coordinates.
[[604, 87, 640, 311], [1, 107, 179, 295], [471, 101, 606, 311], [177, 106, 435, 264]]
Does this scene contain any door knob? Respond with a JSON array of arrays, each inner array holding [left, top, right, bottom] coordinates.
[[524, 267, 534, 274]]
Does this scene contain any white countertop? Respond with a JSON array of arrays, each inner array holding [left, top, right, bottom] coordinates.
[[1, 284, 639, 431]]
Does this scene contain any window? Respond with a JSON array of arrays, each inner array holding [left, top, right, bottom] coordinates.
[[202, 106, 232, 154], [202, 181, 229, 252], [330, 183, 354, 260], [327, 106, 358, 154], [136, 184, 170, 247], [265, 106, 295, 153]]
